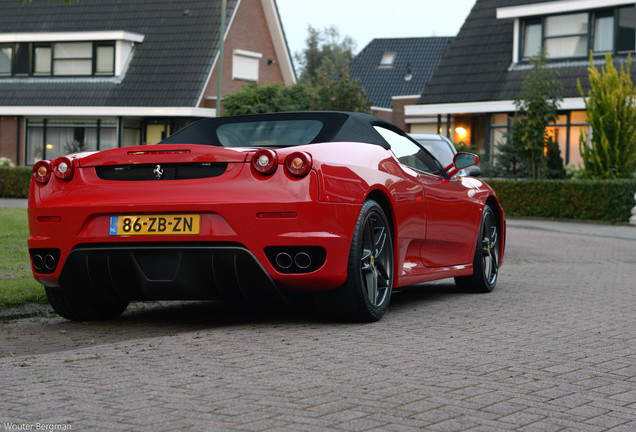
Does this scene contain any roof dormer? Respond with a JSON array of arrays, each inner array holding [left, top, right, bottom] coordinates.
[[497, 0, 636, 63], [0, 31, 144, 78]]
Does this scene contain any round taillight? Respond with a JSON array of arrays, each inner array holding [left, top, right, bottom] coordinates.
[[252, 149, 278, 175], [285, 152, 312, 177], [52, 156, 74, 180], [32, 160, 52, 184]]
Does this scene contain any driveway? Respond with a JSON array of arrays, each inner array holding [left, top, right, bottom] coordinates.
[[1, 219, 635, 431]]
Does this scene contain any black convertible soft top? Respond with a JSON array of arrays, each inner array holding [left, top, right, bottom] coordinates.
[[159, 111, 403, 149]]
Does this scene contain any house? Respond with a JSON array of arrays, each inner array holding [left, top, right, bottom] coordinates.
[[0, 0, 295, 166], [348, 37, 453, 129], [404, 0, 636, 167]]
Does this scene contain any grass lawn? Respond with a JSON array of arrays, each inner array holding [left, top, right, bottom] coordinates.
[[0, 208, 47, 307]]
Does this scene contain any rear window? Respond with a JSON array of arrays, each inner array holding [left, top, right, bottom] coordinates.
[[216, 120, 323, 148]]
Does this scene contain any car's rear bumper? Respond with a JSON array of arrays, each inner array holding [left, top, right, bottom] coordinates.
[[29, 196, 362, 301], [55, 243, 285, 302]]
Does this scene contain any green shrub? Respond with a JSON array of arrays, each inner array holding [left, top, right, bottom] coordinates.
[[0, 167, 31, 198], [578, 53, 636, 179], [486, 179, 636, 223]]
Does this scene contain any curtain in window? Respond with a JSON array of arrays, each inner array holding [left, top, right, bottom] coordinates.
[[546, 36, 587, 58], [594, 16, 615, 52], [26, 127, 44, 164], [545, 13, 588, 36], [100, 126, 118, 150], [0, 47, 11, 74], [544, 13, 588, 58], [523, 24, 542, 58]]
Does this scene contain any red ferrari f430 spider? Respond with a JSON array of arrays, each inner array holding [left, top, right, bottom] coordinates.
[[28, 112, 505, 322]]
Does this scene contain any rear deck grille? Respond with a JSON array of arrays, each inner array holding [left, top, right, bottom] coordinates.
[[95, 162, 228, 181]]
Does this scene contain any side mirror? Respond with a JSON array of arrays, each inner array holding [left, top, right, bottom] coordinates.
[[445, 152, 479, 177]]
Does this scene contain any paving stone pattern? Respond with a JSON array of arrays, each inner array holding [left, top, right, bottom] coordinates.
[[1, 223, 635, 431]]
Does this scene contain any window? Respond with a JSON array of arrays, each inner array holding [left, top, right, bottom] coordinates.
[[216, 120, 323, 148], [53, 42, 93, 75], [545, 13, 588, 58], [520, 6, 636, 60], [15, 43, 30, 75], [379, 52, 396, 68], [232, 49, 262, 82], [374, 126, 442, 174], [594, 13, 614, 52], [26, 118, 118, 164], [1, 41, 116, 77], [33, 45, 51, 75], [618, 7, 636, 52], [95, 43, 115, 75], [522, 20, 542, 58], [0, 45, 11, 75]]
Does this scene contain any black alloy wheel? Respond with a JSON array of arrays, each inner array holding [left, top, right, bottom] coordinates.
[[359, 204, 393, 310], [318, 199, 394, 322], [455, 204, 500, 293]]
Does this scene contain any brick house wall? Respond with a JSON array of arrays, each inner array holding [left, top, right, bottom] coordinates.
[[391, 96, 419, 132], [200, 0, 286, 111]]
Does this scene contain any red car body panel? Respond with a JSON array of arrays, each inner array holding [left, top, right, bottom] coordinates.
[[28, 112, 505, 306]]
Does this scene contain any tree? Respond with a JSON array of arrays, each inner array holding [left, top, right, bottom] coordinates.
[[295, 25, 355, 87], [223, 24, 370, 116], [222, 82, 312, 116], [577, 52, 636, 179], [222, 72, 371, 116], [312, 68, 372, 112], [510, 52, 563, 179], [495, 121, 526, 178], [545, 137, 566, 179]]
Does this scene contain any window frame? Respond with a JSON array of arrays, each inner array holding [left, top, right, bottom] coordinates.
[[0, 43, 13, 76], [232, 49, 262, 82], [519, 6, 636, 61], [0, 40, 116, 77], [94, 41, 116, 76], [378, 52, 396, 69]]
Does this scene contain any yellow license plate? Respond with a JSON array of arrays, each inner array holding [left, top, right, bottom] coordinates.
[[109, 214, 200, 236]]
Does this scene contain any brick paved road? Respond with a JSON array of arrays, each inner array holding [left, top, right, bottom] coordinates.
[[1, 220, 635, 431]]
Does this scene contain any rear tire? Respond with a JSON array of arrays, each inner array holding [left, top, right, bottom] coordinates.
[[45, 287, 129, 321], [317, 200, 393, 322], [454, 205, 500, 293]]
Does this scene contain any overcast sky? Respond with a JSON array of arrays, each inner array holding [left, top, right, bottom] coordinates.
[[276, 0, 476, 58]]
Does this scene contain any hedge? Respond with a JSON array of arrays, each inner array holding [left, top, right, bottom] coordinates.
[[0, 167, 31, 198], [486, 179, 636, 223]]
